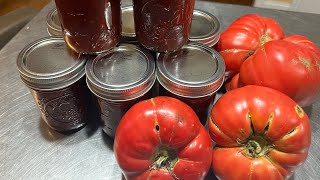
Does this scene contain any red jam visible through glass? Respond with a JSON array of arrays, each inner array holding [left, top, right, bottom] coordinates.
[[97, 90, 153, 138], [159, 84, 215, 126], [31, 78, 90, 132], [133, 0, 195, 52], [55, 0, 121, 54]]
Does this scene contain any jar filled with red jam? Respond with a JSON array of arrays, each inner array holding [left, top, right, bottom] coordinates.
[[86, 44, 156, 138], [54, 0, 121, 54], [157, 42, 225, 125], [133, 0, 195, 52], [17, 37, 90, 132]]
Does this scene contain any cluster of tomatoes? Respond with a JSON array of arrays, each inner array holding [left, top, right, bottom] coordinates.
[[113, 14, 319, 180]]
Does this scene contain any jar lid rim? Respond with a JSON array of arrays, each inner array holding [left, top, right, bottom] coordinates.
[[85, 44, 156, 100], [157, 42, 225, 97], [190, 9, 221, 41], [17, 37, 86, 90]]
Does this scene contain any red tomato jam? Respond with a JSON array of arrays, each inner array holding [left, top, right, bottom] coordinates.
[[97, 91, 153, 137], [86, 44, 156, 138], [17, 37, 89, 132], [159, 85, 215, 125], [31, 78, 89, 132], [133, 0, 195, 52], [157, 42, 225, 125], [55, 0, 121, 54]]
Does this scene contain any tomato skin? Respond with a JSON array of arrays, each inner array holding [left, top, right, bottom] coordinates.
[[228, 35, 320, 107], [217, 14, 285, 74], [208, 86, 311, 180], [114, 96, 212, 180]]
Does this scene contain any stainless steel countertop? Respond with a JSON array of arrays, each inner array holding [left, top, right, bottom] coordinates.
[[0, 1, 319, 179]]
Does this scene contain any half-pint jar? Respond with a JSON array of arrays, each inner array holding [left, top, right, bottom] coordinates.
[[157, 42, 225, 125], [86, 44, 156, 138], [16, 37, 90, 132]]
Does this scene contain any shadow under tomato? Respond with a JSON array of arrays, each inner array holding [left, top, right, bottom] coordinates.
[[205, 168, 218, 180], [101, 129, 115, 151]]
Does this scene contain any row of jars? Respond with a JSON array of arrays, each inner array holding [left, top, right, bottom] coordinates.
[[17, 37, 225, 137], [48, 1, 221, 53]]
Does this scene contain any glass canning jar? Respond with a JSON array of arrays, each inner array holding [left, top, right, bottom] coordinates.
[[85, 44, 156, 138], [157, 42, 225, 125], [133, 0, 195, 52], [54, 0, 121, 54], [16, 37, 90, 132]]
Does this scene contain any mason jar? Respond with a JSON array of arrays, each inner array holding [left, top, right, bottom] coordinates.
[[85, 44, 156, 138], [54, 0, 121, 54], [133, 0, 195, 52], [16, 37, 90, 132], [157, 42, 225, 125]]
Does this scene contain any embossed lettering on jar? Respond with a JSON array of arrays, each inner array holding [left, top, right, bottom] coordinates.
[[157, 42, 225, 125], [86, 44, 156, 138], [133, 0, 195, 52], [16, 37, 89, 132], [55, 0, 121, 54]]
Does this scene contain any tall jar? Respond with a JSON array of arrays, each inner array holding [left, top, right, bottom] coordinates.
[[54, 0, 121, 54], [133, 0, 195, 52], [16, 37, 90, 132], [86, 44, 156, 138], [157, 42, 225, 125]]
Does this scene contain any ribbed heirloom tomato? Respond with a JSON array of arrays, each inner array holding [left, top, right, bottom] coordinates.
[[208, 86, 311, 180], [114, 96, 212, 180], [217, 14, 285, 77], [226, 35, 320, 107]]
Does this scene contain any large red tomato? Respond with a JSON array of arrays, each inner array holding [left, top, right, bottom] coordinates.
[[114, 96, 212, 180], [227, 35, 320, 107], [208, 86, 311, 180], [217, 14, 285, 76]]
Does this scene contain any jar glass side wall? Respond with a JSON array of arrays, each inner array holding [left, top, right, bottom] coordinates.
[[96, 90, 153, 138], [159, 84, 215, 125], [30, 77, 90, 132], [133, 0, 195, 52], [54, 0, 121, 54]]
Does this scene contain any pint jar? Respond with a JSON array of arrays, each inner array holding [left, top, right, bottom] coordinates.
[[157, 42, 225, 125], [133, 0, 195, 52], [17, 37, 90, 132], [86, 44, 156, 138], [54, 0, 121, 54]]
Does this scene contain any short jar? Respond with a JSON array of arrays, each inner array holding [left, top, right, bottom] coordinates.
[[16, 37, 90, 132], [54, 0, 122, 54], [133, 0, 195, 52], [86, 44, 156, 138], [190, 10, 220, 50], [157, 42, 225, 125], [46, 8, 63, 36]]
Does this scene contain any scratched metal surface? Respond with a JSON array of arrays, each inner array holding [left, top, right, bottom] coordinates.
[[0, 0, 319, 180]]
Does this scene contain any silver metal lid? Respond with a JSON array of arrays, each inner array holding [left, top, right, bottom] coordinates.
[[17, 37, 86, 91], [86, 44, 155, 101], [157, 42, 225, 98], [46, 8, 63, 36], [121, 6, 136, 41], [190, 10, 220, 46]]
